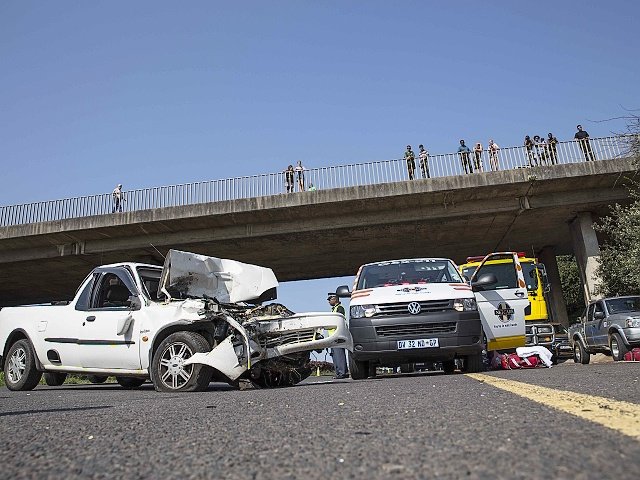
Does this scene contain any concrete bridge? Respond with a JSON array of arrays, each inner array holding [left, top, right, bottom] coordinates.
[[0, 136, 636, 323]]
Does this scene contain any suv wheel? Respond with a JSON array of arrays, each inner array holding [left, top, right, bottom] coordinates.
[[609, 333, 629, 361], [573, 340, 590, 365]]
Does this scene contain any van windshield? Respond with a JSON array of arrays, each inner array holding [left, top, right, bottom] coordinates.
[[357, 259, 463, 290]]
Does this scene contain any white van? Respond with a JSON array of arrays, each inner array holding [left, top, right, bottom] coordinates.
[[337, 253, 528, 379]]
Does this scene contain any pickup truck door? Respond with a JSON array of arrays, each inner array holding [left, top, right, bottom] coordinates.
[[75, 269, 142, 370], [471, 252, 529, 351], [592, 301, 609, 347], [584, 303, 597, 346]]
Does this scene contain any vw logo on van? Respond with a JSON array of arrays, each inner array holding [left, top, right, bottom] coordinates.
[[407, 302, 421, 315]]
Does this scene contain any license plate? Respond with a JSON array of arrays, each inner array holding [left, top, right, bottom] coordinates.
[[397, 338, 439, 350]]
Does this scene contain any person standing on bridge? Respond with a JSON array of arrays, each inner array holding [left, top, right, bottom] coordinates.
[[488, 139, 500, 171], [547, 133, 559, 165], [575, 125, 596, 162], [457, 140, 473, 174], [524, 135, 537, 166], [294, 160, 306, 191], [112, 184, 125, 213], [284, 165, 295, 193], [418, 144, 430, 178], [404, 145, 416, 180], [327, 293, 349, 379], [473, 142, 484, 172]]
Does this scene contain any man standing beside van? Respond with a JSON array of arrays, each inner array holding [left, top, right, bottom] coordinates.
[[327, 293, 349, 379]]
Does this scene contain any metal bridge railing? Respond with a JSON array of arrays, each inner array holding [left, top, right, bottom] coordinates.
[[0, 135, 635, 227]]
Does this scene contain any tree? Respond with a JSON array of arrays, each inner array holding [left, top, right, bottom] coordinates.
[[557, 255, 584, 321], [594, 113, 640, 296]]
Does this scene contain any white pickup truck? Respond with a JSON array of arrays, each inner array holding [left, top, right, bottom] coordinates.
[[0, 250, 352, 392]]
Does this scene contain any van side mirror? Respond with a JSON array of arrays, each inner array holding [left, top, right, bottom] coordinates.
[[471, 273, 498, 292], [336, 285, 351, 298]]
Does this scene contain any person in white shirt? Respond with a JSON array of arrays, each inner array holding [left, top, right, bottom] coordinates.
[[488, 140, 500, 171], [418, 144, 430, 178], [294, 160, 306, 192], [112, 184, 125, 213]]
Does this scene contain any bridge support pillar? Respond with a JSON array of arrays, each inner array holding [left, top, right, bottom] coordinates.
[[538, 247, 569, 326], [570, 212, 602, 303]]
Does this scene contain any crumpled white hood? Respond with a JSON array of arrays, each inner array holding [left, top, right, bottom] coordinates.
[[159, 249, 279, 303]]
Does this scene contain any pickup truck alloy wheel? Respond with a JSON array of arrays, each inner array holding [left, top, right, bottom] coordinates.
[[151, 332, 212, 392], [609, 333, 629, 361], [4, 339, 42, 391]]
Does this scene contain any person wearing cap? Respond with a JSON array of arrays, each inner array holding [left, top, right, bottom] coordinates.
[[327, 292, 349, 379], [404, 145, 416, 180], [457, 140, 473, 174], [112, 183, 125, 213]]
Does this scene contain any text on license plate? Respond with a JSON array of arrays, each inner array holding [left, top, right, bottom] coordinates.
[[397, 338, 439, 349]]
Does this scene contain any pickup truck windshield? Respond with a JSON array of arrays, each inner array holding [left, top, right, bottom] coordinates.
[[357, 259, 463, 289], [605, 296, 640, 314]]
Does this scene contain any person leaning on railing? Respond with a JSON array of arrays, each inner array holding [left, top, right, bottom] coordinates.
[[575, 125, 596, 162], [457, 140, 473, 174], [547, 133, 559, 165]]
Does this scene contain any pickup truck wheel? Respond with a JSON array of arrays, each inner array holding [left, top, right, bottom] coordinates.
[[86, 375, 108, 384], [442, 359, 456, 374], [573, 340, 591, 365], [609, 333, 629, 361], [462, 353, 483, 373], [116, 377, 145, 389], [43, 372, 67, 386], [151, 331, 213, 392], [348, 355, 369, 380], [4, 339, 42, 391]]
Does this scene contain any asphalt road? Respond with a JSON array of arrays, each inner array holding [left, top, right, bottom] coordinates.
[[1, 359, 639, 480]]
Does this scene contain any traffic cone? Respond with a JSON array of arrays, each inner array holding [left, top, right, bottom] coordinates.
[[316, 365, 321, 376]]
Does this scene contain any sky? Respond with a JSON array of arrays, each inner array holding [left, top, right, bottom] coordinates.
[[1, 1, 638, 317]]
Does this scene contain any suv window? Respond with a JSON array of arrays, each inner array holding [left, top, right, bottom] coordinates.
[[586, 303, 595, 322]]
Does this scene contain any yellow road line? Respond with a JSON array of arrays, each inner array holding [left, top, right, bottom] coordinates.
[[466, 373, 640, 440]]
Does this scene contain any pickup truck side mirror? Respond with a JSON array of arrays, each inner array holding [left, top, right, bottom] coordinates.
[[128, 295, 142, 311], [471, 273, 498, 292], [594, 311, 605, 320], [336, 285, 351, 298]]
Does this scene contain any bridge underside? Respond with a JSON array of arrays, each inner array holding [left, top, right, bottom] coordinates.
[[0, 158, 635, 306]]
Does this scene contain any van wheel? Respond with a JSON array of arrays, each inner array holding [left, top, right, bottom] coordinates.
[[86, 375, 108, 384], [463, 353, 483, 373], [4, 339, 42, 391], [43, 372, 67, 386], [151, 331, 212, 392], [400, 363, 415, 374], [348, 355, 369, 380], [609, 333, 629, 361], [442, 360, 456, 374], [116, 377, 146, 389], [573, 340, 590, 364]]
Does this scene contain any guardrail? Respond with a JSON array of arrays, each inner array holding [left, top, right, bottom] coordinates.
[[0, 135, 634, 227]]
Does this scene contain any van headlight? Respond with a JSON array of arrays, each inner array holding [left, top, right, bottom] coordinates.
[[350, 305, 376, 318], [454, 298, 477, 312]]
